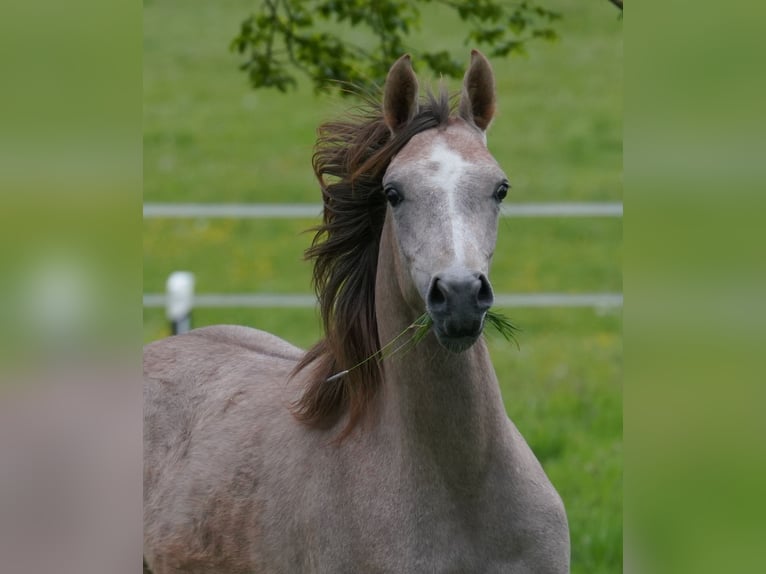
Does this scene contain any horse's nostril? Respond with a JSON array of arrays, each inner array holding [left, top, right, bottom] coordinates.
[[476, 274, 494, 309], [428, 278, 447, 308]]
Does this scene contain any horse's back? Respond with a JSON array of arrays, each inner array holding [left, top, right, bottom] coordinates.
[[144, 324, 303, 376], [143, 325, 305, 573]]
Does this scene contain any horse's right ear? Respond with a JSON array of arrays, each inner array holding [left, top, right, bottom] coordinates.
[[383, 54, 419, 134]]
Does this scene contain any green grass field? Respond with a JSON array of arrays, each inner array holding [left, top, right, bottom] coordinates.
[[144, 1, 622, 571]]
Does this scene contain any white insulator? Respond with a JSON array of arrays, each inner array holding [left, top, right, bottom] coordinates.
[[166, 271, 195, 322]]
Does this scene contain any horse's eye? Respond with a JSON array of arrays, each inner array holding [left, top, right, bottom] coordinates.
[[494, 182, 510, 202], [384, 186, 403, 207]]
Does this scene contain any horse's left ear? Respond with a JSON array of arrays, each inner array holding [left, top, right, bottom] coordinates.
[[458, 50, 496, 132]]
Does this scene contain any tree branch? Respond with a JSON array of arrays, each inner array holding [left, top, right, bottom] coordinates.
[[234, 0, 567, 94]]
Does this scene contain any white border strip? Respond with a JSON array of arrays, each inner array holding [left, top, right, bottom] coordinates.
[[143, 202, 622, 219], [143, 292, 622, 309]]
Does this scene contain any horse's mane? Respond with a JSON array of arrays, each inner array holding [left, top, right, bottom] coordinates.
[[292, 87, 453, 439]]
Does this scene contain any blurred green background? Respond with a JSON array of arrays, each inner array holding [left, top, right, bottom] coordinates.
[[143, 1, 621, 572]]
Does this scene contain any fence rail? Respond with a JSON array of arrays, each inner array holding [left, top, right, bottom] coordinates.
[[145, 201, 622, 311], [143, 292, 622, 309], [143, 202, 623, 219]]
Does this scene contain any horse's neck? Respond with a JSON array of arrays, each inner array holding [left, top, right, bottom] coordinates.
[[373, 218, 508, 474]]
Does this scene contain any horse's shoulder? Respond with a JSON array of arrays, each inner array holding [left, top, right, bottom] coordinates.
[[486, 419, 570, 565]]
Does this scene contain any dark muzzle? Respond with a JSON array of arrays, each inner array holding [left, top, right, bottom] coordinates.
[[426, 270, 494, 351]]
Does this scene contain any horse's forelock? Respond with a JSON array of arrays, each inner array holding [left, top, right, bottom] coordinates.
[[291, 88, 453, 440]]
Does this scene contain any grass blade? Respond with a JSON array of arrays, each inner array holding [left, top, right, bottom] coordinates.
[[325, 310, 519, 381]]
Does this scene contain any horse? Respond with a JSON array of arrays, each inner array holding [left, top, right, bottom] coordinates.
[[143, 50, 570, 573]]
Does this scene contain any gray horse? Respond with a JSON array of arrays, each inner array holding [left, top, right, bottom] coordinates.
[[144, 51, 570, 573]]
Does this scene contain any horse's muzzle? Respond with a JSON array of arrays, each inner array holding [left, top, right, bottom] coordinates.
[[426, 270, 494, 352]]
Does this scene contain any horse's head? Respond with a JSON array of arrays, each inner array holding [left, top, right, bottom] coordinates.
[[381, 51, 508, 353]]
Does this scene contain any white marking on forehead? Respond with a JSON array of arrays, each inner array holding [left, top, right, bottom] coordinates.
[[427, 141, 471, 264]]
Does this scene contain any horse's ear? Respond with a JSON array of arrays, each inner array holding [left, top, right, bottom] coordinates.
[[459, 50, 496, 132], [383, 54, 419, 133]]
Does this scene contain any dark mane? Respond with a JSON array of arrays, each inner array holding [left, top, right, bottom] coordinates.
[[292, 87, 453, 439]]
